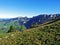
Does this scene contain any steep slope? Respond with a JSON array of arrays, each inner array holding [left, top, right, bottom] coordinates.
[[25, 14, 60, 28], [0, 18, 60, 45]]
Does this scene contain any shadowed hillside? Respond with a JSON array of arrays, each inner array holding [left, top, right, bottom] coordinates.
[[25, 14, 60, 28]]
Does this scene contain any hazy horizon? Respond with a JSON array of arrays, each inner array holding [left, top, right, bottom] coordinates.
[[0, 0, 60, 18]]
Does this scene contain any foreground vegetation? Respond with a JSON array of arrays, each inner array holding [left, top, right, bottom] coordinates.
[[0, 19, 60, 45]]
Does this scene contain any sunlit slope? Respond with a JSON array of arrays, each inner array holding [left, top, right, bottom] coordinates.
[[0, 19, 60, 45]]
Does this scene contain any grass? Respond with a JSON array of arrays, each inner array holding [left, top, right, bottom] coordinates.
[[0, 19, 60, 45]]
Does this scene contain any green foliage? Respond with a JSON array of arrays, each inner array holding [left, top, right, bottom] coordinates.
[[7, 26, 15, 33], [19, 25, 26, 31], [0, 19, 60, 45]]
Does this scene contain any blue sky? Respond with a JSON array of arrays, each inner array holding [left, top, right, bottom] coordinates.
[[0, 0, 60, 18]]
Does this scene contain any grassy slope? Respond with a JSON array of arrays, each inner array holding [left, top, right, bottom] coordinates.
[[0, 19, 60, 45]]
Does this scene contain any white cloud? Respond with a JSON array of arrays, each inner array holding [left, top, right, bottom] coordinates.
[[0, 13, 33, 18]]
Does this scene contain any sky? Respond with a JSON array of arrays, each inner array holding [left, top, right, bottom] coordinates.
[[0, 0, 60, 18]]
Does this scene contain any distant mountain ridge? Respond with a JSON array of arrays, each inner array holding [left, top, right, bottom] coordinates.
[[0, 14, 60, 33], [25, 14, 60, 28]]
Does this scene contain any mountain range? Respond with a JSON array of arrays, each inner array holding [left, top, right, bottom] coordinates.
[[0, 14, 60, 33]]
